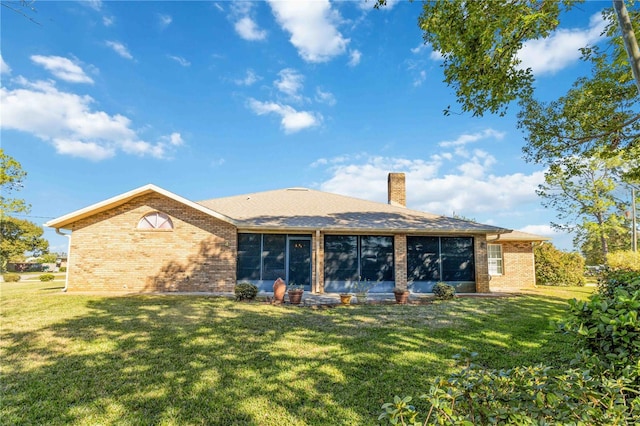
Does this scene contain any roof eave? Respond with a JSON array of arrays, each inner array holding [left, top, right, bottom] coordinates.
[[45, 184, 236, 230]]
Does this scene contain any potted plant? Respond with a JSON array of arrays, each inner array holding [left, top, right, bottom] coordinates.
[[354, 276, 371, 304], [393, 287, 410, 304], [339, 293, 353, 305], [287, 282, 304, 305]]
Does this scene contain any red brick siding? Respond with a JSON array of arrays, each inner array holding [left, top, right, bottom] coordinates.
[[66, 193, 237, 293]]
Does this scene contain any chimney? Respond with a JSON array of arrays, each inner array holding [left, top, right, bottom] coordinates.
[[387, 172, 406, 207]]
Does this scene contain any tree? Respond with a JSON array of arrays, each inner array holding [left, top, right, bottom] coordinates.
[[0, 216, 49, 267], [375, 0, 640, 177], [0, 148, 30, 215], [537, 153, 629, 263]]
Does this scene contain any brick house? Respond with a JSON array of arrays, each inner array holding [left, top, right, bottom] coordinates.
[[45, 173, 548, 294]]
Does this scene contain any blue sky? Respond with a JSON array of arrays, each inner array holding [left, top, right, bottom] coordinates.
[[1, 0, 611, 254]]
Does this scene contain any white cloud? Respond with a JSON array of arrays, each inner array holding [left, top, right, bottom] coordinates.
[[103, 15, 114, 26], [247, 98, 321, 133], [358, 0, 400, 11], [518, 224, 557, 237], [0, 78, 181, 161], [85, 0, 102, 11], [105, 41, 133, 60], [348, 49, 361, 67], [235, 16, 267, 41], [439, 129, 505, 148], [275, 68, 304, 100], [1, 54, 11, 74], [316, 131, 544, 218], [159, 14, 172, 28], [167, 55, 190, 67], [413, 70, 426, 87], [267, 0, 349, 63], [315, 87, 336, 106], [30, 55, 94, 84], [518, 12, 606, 75], [235, 69, 260, 86]]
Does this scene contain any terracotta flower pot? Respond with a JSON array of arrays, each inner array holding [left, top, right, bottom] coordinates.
[[288, 289, 304, 305], [339, 294, 352, 305], [273, 278, 286, 303], [394, 290, 410, 304]]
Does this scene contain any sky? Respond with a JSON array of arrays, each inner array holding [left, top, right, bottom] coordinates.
[[1, 0, 614, 255]]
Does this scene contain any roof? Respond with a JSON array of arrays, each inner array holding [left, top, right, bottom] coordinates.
[[487, 230, 551, 242], [46, 184, 511, 235], [198, 187, 510, 234], [45, 184, 235, 229]]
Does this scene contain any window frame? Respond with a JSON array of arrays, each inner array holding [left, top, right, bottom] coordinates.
[[137, 211, 174, 231], [487, 243, 504, 275]]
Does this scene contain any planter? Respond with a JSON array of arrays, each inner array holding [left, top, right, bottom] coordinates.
[[339, 294, 352, 305], [393, 290, 410, 304], [288, 289, 304, 305], [273, 278, 286, 303], [356, 293, 367, 304]]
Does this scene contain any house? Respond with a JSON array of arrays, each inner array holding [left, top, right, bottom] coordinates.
[[45, 173, 548, 294]]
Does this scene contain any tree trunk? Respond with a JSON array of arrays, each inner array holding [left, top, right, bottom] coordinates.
[[614, 0, 640, 95]]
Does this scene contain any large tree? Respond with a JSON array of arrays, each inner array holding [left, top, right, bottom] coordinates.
[[537, 152, 630, 262], [376, 0, 639, 177], [1, 148, 30, 216]]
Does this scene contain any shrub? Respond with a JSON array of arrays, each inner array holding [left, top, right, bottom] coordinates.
[[432, 282, 455, 300], [607, 250, 640, 271], [234, 282, 258, 301], [39, 273, 55, 282], [59, 266, 67, 272], [3, 273, 20, 282], [534, 243, 585, 286]]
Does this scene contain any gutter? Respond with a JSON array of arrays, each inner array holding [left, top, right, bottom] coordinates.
[[55, 228, 71, 292]]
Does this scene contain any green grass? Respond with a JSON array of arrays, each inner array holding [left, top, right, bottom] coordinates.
[[1, 283, 594, 425]]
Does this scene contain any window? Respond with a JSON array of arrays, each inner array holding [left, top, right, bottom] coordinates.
[[407, 236, 475, 282], [487, 244, 503, 275], [137, 212, 173, 230], [324, 235, 394, 282]]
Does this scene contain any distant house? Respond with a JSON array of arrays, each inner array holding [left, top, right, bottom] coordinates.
[[45, 173, 548, 294]]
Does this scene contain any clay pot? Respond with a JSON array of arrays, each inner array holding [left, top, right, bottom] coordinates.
[[288, 289, 304, 305], [273, 278, 286, 303], [339, 294, 352, 305], [394, 290, 410, 304]]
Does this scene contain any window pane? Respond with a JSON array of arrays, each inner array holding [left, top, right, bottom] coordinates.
[[488, 244, 503, 275], [237, 233, 261, 280], [324, 235, 358, 281], [441, 237, 475, 281], [360, 236, 394, 281], [407, 236, 440, 281], [262, 234, 286, 280]]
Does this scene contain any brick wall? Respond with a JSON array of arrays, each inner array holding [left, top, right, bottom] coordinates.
[[489, 241, 536, 290], [66, 193, 237, 293], [394, 234, 407, 290]]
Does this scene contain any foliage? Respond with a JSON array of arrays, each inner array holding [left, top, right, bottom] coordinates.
[[0, 216, 49, 272], [432, 282, 455, 300], [534, 243, 586, 286], [39, 273, 55, 282], [287, 281, 304, 291], [393, 287, 409, 294], [59, 266, 67, 272], [2, 273, 20, 282], [234, 282, 258, 301], [607, 250, 640, 271], [35, 252, 60, 264], [581, 224, 632, 266], [0, 148, 29, 216], [380, 269, 640, 425]]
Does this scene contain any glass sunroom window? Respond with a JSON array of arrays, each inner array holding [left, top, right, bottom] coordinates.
[[324, 235, 394, 282], [407, 236, 475, 282], [487, 244, 503, 275]]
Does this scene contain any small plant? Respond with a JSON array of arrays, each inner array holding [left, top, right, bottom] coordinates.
[[234, 282, 258, 301], [432, 282, 455, 300], [3, 273, 21, 282], [287, 282, 304, 292], [393, 287, 408, 294], [59, 266, 67, 272], [39, 273, 55, 282]]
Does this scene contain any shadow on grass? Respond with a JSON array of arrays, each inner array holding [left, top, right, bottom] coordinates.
[[1, 292, 575, 425]]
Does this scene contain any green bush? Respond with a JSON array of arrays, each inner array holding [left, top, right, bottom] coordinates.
[[607, 250, 640, 271], [39, 273, 55, 282], [432, 282, 455, 300], [59, 266, 67, 272], [2, 273, 21, 282], [534, 243, 585, 286], [234, 282, 258, 301], [380, 266, 640, 424]]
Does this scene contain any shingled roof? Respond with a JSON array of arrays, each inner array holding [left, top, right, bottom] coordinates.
[[198, 187, 510, 234]]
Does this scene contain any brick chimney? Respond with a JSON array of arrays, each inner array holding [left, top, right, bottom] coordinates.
[[387, 172, 406, 207]]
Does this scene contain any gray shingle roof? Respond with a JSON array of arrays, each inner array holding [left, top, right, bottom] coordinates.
[[198, 187, 510, 234]]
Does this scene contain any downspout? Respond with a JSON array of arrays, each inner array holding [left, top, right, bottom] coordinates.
[[55, 228, 71, 292]]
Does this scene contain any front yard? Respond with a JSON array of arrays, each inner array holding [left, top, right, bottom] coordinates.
[[0, 282, 593, 425]]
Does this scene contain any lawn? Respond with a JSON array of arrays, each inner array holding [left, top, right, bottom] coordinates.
[[0, 283, 594, 425]]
